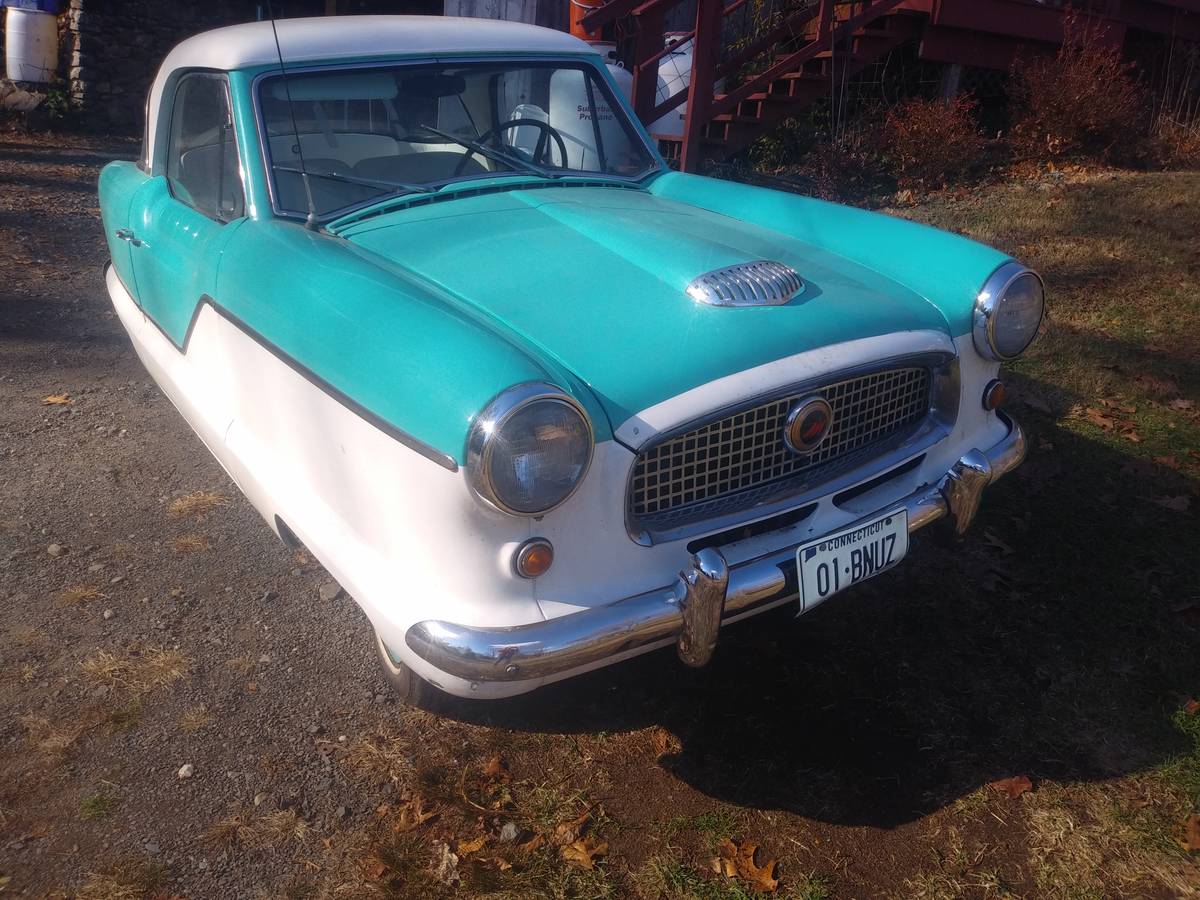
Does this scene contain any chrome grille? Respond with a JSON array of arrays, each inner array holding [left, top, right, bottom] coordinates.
[[629, 367, 931, 529]]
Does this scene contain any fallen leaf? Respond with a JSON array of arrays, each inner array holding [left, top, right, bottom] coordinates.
[[650, 726, 682, 758], [1122, 429, 1144, 443], [457, 834, 488, 855], [1154, 456, 1181, 470], [560, 836, 608, 870], [1084, 408, 1116, 430], [1184, 698, 1200, 716], [1151, 495, 1191, 513], [1169, 397, 1195, 412], [1179, 814, 1200, 852], [1118, 404, 1137, 414], [714, 839, 780, 893], [483, 754, 509, 782], [517, 833, 545, 853], [394, 796, 437, 833], [477, 855, 512, 871], [554, 808, 592, 846], [361, 855, 390, 880], [989, 775, 1034, 798], [41, 394, 70, 405]]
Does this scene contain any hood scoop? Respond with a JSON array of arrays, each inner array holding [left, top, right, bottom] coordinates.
[[686, 260, 804, 307]]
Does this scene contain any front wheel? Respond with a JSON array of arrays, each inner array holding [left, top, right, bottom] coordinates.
[[374, 633, 452, 712]]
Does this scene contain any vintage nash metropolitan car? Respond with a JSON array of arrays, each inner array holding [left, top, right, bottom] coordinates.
[[99, 16, 1043, 707]]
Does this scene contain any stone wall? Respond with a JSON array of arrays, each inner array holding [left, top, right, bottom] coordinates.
[[64, 0, 264, 132]]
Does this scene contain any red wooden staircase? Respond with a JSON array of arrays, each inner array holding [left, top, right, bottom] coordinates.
[[580, 0, 1200, 172], [582, 0, 931, 170]]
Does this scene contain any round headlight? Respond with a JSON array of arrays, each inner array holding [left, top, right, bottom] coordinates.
[[973, 262, 1045, 361], [466, 383, 594, 516]]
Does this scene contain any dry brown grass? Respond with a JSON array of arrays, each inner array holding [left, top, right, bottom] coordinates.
[[207, 808, 309, 851], [76, 857, 163, 900], [19, 713, 84, 762], [167, 490, 229, 520], [80, 646, 191, 695], [1025, 783, 1199, 897], [339, 724, 417, 788], [178, 704, 214, 732], [167, 534, 211, 554], [20, 662, 39, 683], [226, 654, 258, 676], [59, 584, 106, 606]]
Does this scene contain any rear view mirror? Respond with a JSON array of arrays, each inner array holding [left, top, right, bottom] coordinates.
[[401, 73, 466, 98]]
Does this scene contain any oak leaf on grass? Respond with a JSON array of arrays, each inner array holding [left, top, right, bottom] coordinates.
[[560, 836, 608, 870], [712, 838, 780, 893], [989, 775, 1033, 798]]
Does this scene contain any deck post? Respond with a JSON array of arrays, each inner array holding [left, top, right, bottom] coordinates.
[[631, 7, 667, 126], [680, 0, 722, 171]]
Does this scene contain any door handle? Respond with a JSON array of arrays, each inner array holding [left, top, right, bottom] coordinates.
[[115, 228, 144, 247]]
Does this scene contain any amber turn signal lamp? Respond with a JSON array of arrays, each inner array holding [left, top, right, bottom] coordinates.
[[514, 538, 554, 579], [982, 379, 1007, 411]]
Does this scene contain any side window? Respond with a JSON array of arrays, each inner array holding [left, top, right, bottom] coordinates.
[[166, 74, 244, 222]]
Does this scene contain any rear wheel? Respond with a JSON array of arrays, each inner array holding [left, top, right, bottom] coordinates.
[[374, 633, 451, 712]]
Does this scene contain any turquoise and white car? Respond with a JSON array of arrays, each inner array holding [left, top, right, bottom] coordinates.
[[99, 16, 1043, 707]]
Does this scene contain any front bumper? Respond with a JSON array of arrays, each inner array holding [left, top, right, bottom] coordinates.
[[406, 413, 1027, 685]]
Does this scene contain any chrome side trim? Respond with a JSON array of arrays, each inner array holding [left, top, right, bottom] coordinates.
[[686, 260, 803, 307], [405, 413, 1027, 684]]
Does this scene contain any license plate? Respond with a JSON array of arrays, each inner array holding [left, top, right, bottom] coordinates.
[[797, 508, 908, 611]]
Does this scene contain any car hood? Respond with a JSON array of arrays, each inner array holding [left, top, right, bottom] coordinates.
[[341, 185, 952, 430]]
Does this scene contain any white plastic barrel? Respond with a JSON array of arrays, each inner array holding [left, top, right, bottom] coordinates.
[[5, 7, 59, 84]]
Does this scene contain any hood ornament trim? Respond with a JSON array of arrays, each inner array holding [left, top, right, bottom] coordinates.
[[686, 260, 803, 307]]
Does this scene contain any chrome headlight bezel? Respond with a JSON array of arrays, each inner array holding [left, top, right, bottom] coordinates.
[[466, 382, 594, 517], [973, 262, 1046, 362]]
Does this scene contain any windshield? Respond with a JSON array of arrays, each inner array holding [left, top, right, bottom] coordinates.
[[258, 60, 658, 219]]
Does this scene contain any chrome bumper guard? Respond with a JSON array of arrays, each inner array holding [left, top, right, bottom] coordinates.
[[406, 414, 1027, 684]]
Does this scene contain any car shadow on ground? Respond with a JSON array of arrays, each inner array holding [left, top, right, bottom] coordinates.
[[448, 389, 1198, 830]]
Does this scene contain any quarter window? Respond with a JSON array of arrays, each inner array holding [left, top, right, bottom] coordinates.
[[166, 73, 244, 222]]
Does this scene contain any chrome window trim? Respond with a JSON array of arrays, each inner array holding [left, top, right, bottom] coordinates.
[[249, 54, 664, 224], [163, 70, 247, 225], [466, 381, 595, 517], [972, 261, 1045, 362], [623, 352, 959, 546]]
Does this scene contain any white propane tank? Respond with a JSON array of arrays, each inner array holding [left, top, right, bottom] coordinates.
[[5, 7, 59, 84], [548, 64, 628, 170], [650, 34, 693, 137], [588, 41, 634, 103]]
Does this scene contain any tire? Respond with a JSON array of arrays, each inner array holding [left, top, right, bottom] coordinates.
[[374, 633, 452, 712]]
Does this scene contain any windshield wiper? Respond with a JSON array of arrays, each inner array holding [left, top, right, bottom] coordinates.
[[417, 123, 558, 179], [272, 165, 431, 195]]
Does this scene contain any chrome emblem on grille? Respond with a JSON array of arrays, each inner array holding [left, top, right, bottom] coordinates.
[[686, 260, 803, 307], [785, 397, 834, 454]]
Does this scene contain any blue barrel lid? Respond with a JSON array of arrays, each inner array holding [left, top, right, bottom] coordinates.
[[1, 0, 61, 11]]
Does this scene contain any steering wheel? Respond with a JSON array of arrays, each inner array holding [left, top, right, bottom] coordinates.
[[453, 119, 570, 175]]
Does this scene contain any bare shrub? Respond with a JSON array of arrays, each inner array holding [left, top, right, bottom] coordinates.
[[880, 94, 986, 187], [1009, 11, 1147, 163]]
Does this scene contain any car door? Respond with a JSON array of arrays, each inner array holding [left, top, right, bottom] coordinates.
[[126, 71, 246, 346]]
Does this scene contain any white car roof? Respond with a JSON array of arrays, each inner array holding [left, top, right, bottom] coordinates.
[[145, 16, 595, 162]]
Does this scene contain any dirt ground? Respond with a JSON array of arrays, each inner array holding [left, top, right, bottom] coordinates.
[[1, 133, 1198, 899]]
